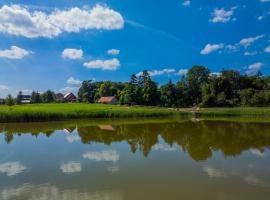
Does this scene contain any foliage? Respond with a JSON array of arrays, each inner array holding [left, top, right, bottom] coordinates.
[[5, 94, 15, 110]]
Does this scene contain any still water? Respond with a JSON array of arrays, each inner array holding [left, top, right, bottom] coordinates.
[[0, 118, 270, 200]]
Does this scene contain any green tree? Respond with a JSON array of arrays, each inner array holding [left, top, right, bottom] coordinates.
[[5, 94, 15, 110], [139, 71, 159, 106], [78, 80, 97, 103], [160, 80, 177, 107], [41, 90, 56, 103], [31, 91, 42, 104], [187, 66, 210, 105], [98, 81, 114, 97]]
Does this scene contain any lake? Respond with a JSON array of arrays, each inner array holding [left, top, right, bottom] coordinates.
[[0, 118, 270, 200]]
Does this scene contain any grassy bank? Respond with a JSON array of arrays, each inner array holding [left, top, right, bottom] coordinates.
[[0, 103, 183, 123], [181, 107, 270, 117]]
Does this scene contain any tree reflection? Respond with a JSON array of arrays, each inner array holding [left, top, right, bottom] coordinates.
[[1, 120, 270, 161]]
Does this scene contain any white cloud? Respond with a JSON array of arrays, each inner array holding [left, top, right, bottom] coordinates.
[[260, 0, 270, 3], [182, 0, 191, 7], [82, 150, 120, 162], [200, 43, 224, 55], [0, 162, 26, 176], [83, 58, 120, 70], [244, 51, 258, 56], [177, 69, 188, 76], [59, 86, 79, 94], [0, 85, 9, 90], [148, 68, 176, 76], [137, 68, 188, 77], [60, 162, 81, 174], [0, 4, 124, 38], [0, 46, 31, 59], [62, 49, 83, 59], [264, 46, 270, 53], [107, 49, 120, 55], [210, 7, 237, 23], [239, 34, 265, 48], [245, 62, 264, 75], [250, 149, 264, 157], [66, 77, 82, 85]]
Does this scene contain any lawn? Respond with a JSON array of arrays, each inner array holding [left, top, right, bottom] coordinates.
[[0, 103, 182, 123]]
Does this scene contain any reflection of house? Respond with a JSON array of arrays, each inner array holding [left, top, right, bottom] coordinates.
[[64, 93, 77, 102], [63, 127, 76, 133], [17, 92, 31, 104], [98, 125, 116, 131], [98, 96, 118, 105]]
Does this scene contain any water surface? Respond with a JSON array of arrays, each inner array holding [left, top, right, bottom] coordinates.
[[0, 118, 270, 200]]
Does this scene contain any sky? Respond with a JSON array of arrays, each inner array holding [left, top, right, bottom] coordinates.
[[0, 0, 270, 97]]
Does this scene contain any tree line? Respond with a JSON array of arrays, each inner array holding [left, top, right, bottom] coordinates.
[[78, 66, 270, 107], [1, 65, 270, 107]]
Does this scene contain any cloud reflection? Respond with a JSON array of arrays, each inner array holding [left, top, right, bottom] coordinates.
[[82, 151, 120, 162], [0, 162, 26, 176], [60, 162, 81, 174]]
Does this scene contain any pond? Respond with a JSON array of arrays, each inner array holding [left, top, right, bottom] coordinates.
[[0, 118, 270, 200]]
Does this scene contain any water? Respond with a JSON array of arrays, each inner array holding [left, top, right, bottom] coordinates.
[[0, 118, 270, 200]]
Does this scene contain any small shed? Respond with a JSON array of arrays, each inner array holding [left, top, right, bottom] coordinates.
[[98, 96, 118, 105], [64, 93, 77, 103]]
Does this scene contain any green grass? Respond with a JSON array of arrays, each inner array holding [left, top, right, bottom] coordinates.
[[181, 107, 270, 117], [0, 103, 183, 123]]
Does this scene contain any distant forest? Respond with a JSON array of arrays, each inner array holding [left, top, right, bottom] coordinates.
[[4, 65, 270, 107]]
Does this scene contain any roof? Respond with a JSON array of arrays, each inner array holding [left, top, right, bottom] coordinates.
[[98, 96, 116, 103], [64, 93, 76, 98]]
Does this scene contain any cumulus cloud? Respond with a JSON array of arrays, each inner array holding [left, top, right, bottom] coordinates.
[[66, 77, 82, 85], [0, 4, 124, 38], [0, 85, 9, 90], [264, 46, 270, 53], [200, 43, 224, 54], [0, 162, 26, 176], [137, 68, 188, 77], [245, 62, 264, 75], [244, 51, 258, 56], [59, 86, 79, 94], [60, 162, 81, 174], [182, 0, 191, 7], [239, 34, 265, 48], [62, 49, 83, 59], [260, 0, 270, 3], [82, 150, 120, 162], [107, 49, 120, 55], [210, 7, 237, 23], [83, 58, 120, 70], [0, 46, 31, 59]]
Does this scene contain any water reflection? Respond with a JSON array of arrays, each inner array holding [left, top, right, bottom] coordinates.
[[1, 119, 270, 161]]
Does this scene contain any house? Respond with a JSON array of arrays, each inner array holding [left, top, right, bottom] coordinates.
[[56, 93, 64, 102], [98, 125, 116, 131], [17, 92, 31, 104], [64, 93, 77, 102], [98, 96, 118, 105]]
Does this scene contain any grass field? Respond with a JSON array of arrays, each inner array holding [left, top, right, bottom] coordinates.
[[0, 103, 182, 123], [1, 104, 270, 123]]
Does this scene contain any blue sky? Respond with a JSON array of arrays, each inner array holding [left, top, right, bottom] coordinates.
[[0, 0, 270, 97]]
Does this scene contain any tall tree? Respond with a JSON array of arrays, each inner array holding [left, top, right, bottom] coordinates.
[[160, 80, 177, 107], [187, 66, 210, 105], [78, 80, 97, 103]]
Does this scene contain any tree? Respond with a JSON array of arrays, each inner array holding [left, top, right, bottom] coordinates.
[[98, 81, 114, 97], [41, 90, 56, 103], [160, 80, 177, 107], [119, 75, 140, 105], [16, 91, 22, 104], [139, 71, 160, 105], [78, 80, 97, 103], [31, 91, 42, 103], [5, 94, 15, 110], [187, 66, 210, 105]]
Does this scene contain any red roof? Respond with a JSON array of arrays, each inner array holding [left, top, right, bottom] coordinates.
[[98, 96, 116, 103]]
